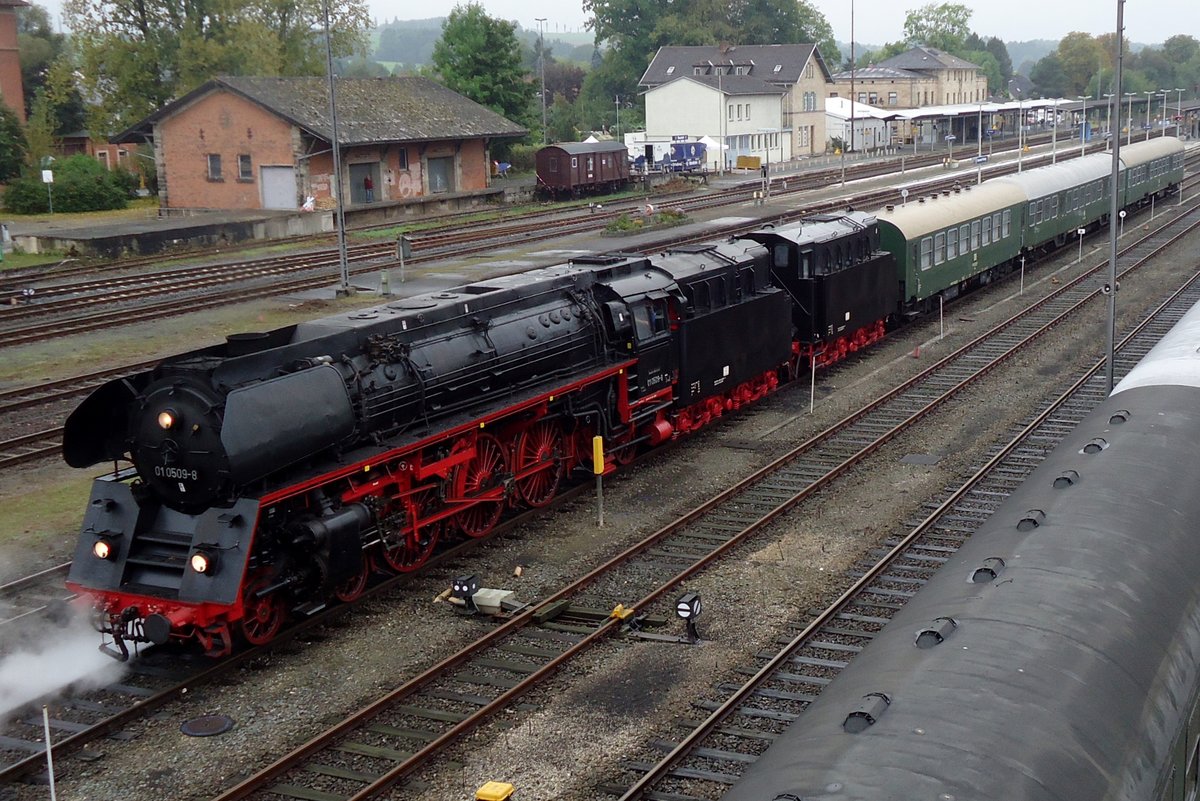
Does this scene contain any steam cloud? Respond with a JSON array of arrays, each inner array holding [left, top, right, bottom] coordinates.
[[0, 607, 128, 722]]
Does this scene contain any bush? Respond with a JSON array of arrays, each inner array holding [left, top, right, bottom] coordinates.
[[505, 142, 537, 173], [3, 154, 129, 214]]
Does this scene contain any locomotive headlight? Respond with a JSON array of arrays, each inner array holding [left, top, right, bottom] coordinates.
[[92, 539, 114, 560], [189, 550, 216, 575], [157, 409, 177, 430]]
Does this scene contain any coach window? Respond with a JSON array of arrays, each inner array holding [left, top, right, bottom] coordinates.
[[571, 157, 578, 168], [947, 227, 958, 259], [933, 232, 945, 265], [1049, 197, 1059, 218], [971, 220, 981, 249], [920, 237, 932, 270], [959, 224, 971, 252], [992, 212, 1002, 234], [1002, 210, 1011, 237], [982, 216, 992, 245]]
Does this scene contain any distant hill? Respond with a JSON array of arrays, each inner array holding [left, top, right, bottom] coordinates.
[[372, 17, 596, 69]]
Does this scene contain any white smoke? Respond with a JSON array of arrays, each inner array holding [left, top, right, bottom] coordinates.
[[0, 608, 129, 722]]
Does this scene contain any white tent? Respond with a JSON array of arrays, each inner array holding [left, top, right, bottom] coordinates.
[[698, 134, 727, 150], [582, 135, 599, 143]]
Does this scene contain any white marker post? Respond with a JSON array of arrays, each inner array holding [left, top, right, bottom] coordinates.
[[396, 234, 411, 284], [43, 705, 57, 801], [41, 169, 53, 214], [809, 353, 816, 414]]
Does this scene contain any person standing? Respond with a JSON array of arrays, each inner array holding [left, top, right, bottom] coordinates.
[[364, 174, 375, 203]]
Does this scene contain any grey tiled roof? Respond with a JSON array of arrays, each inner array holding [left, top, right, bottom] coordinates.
[[831, 66, 925, 81], [113, 76, 527, 145], [640, 44, 831, 88], [875, 46, 982, 73], [650, 75, 788, 96]]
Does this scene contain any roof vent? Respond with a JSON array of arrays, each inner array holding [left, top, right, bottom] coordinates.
[[843, 692, 891, 733], [1053, 469, 1079, 488], [918, 197, 926, 204], [1081, 437, 1108, 454], [971, 556, 1005, 583], [915, 617, 957, 648], [886, 204, 895, 212], [1017, 509, 1045, 531], [1109, 410, 1130, 424]]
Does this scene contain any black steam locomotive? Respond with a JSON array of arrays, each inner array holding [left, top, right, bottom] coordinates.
[[63, 213, 893, 658]]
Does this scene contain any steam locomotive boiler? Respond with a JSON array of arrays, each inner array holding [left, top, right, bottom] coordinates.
[[63, 241, 793, 658]]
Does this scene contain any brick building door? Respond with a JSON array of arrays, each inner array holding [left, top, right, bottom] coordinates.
[[427, 156, 455, 193], [261, 166, 297, 209]]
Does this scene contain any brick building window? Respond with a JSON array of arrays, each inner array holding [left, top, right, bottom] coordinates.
[[207, 154, 223, 181], [398, 148, 409, 170], [238, 154, 253, 181]]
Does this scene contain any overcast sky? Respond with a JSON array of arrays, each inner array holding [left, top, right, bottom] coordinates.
[[40, 0, 1188, 50], [363, 0, 1187, 47]]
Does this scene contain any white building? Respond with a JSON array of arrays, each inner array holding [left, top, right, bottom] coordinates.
[[825, 97, 895, 152], [640, 44, 835, 163], [643, 76, 789, 171]]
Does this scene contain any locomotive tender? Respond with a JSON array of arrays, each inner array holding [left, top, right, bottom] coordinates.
[[62, 138, 1185, 658], [719, 297, 1200, 801]]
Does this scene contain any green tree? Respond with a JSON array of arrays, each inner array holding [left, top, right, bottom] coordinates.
[[547, 95, 579, 142], [1029, 52, 1068, 97], [64, 0, 370, 135], [431, 3, 534, 125], [903, 2, 972, 51], [1055, 32, 1102, 96], [0, 105, 27, 181]]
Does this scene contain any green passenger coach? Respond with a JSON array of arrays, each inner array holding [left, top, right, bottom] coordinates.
[[876, 182, 1025, 309]]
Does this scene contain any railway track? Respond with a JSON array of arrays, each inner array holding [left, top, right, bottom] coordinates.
[[0, 130, 1063, 293], [608, 260, 1200, 801], [0, 140, 1159, 351], [1, 171, 1193, 796], [200, 191, 1200, 801]]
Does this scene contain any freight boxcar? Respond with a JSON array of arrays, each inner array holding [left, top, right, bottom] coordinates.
[[535, 141, 631, 198]]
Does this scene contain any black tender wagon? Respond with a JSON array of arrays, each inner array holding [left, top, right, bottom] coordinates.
[[535, 141, 631, 198]]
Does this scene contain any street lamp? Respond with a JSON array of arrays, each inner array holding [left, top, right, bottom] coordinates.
[[1017, 95, 1024, 173], [1176, 88, 1185, 137], [1077, 96, 1088, 157], [1144, 90, 1154, 140], [1050, 98, 1059, 163], [1158, 89, 1168, 136], [535, 18, 547, 145], [1103, 93, 1114, 150], [321, 0, 350, 296], [759, 127, 776, 198], [1076, 227, 1086, 263], [1125, 92, 1135, 145], [976, 102, 984, 185]]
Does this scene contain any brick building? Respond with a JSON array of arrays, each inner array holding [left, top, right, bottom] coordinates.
[[0, 0, 27, 122], [113, 76, 526, 211]]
